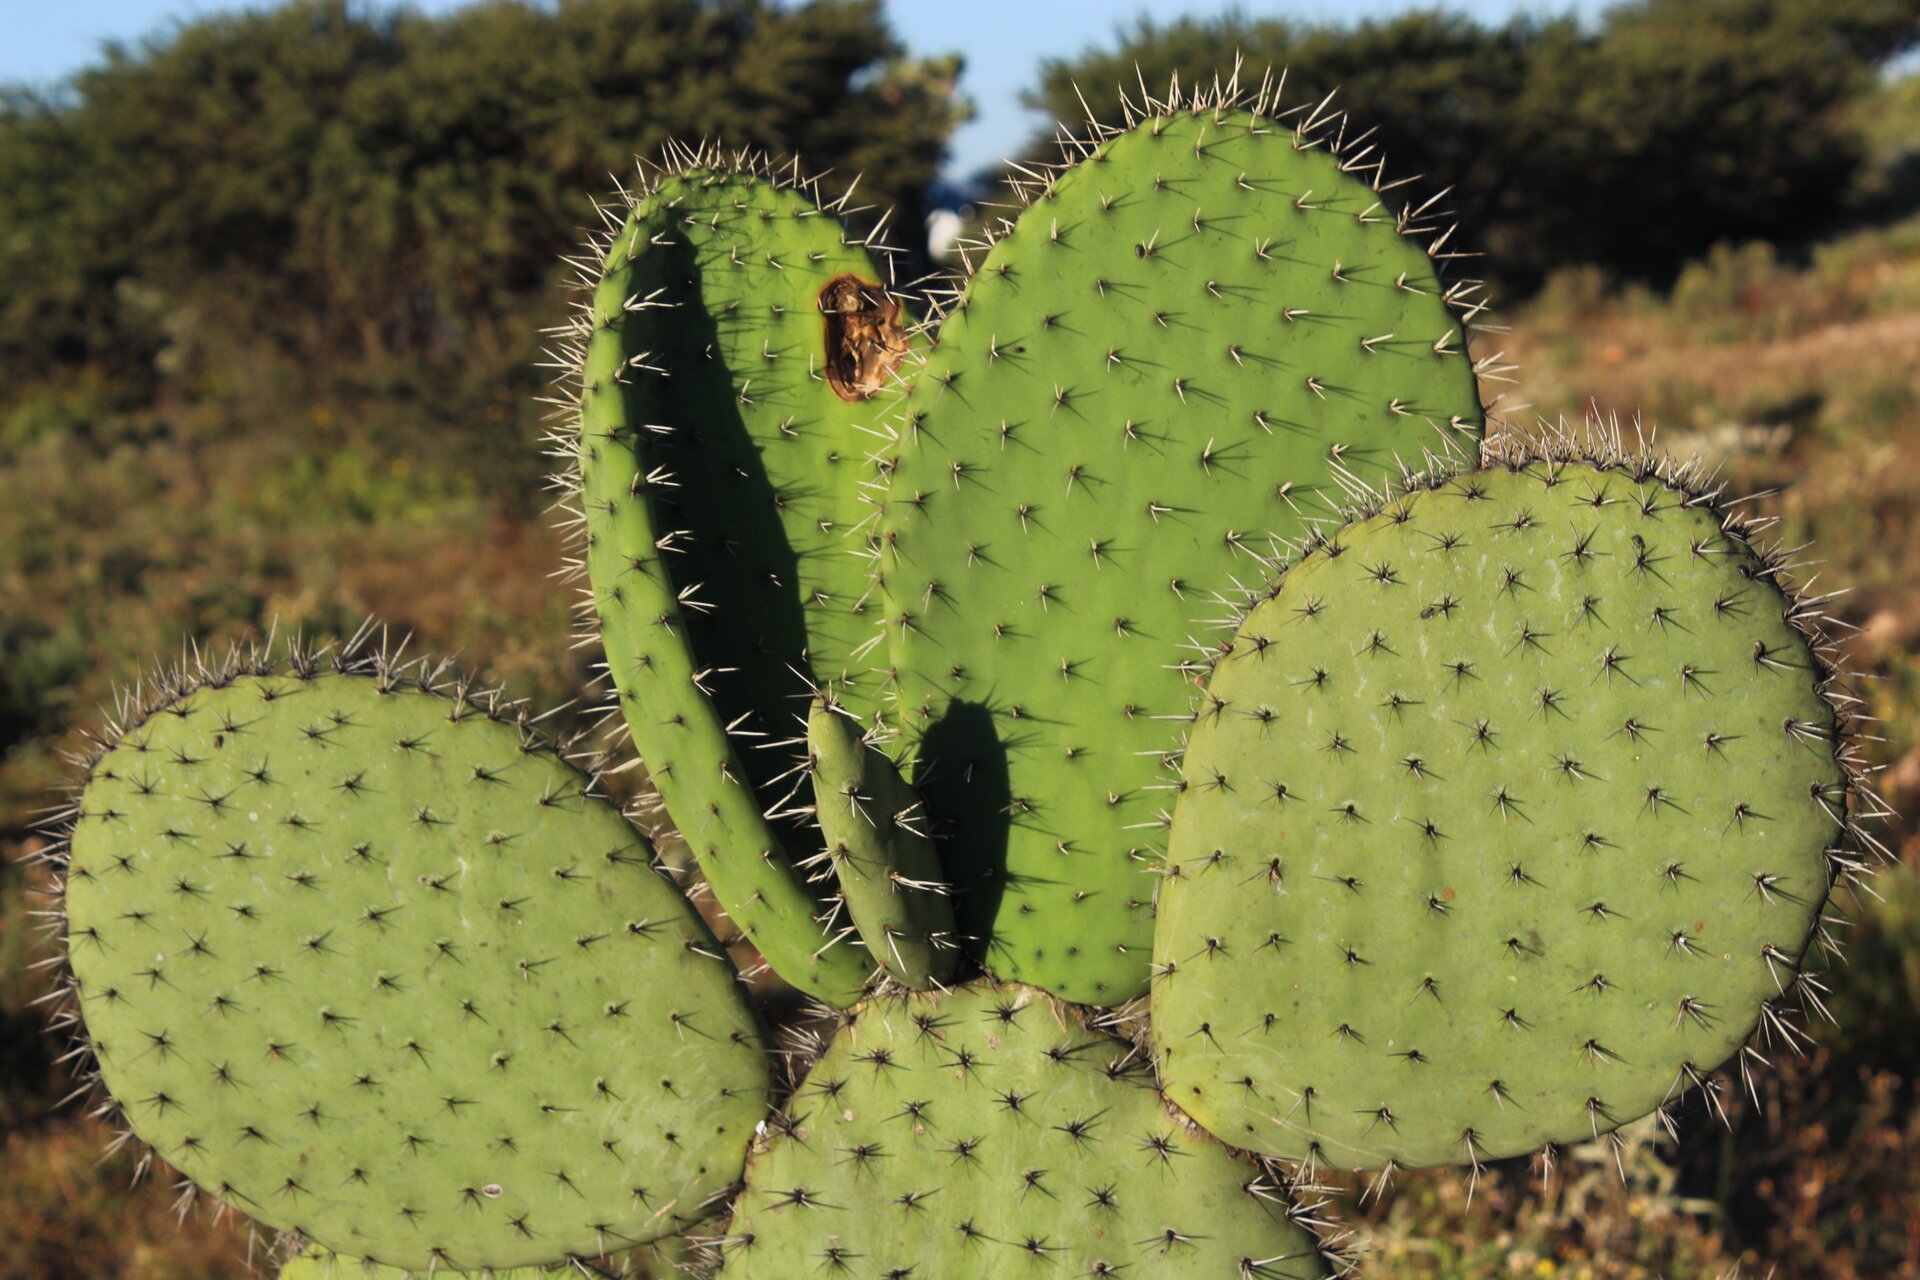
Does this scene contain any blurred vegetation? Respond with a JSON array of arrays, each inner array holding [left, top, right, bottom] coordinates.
[[2, 0, 1919, 1277], [0, 0, 964, 391], [1025, 0, 1920, 292]]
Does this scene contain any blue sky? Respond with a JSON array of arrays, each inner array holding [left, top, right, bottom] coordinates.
[[3, 0, 1610, 179]]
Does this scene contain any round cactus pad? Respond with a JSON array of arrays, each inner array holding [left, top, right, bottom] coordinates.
[[1151, 459, 1849, 1168], [64, 671, 770, 1268], [718, 982, 1331, 1280], [874, 104, 1485, 1004]]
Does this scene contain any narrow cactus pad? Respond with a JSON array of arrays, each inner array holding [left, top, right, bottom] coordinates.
[[564, 151, 908, 1003], [1151, 456, 1852, 1169], [716, 982, 1333, 1280], [871, 95, 1487, 1004], [61, 665, 769, 1268], [806, 698, 957, 989]]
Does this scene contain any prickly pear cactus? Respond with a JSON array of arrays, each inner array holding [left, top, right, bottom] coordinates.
[[554, 148, 913, 1005], [1151, 445, 1864, 1170], [53, 644, 770, 1269], [715, 982, 1335, 1279], [805, 697, 957, 989], [867, 81, 1493, 1004]]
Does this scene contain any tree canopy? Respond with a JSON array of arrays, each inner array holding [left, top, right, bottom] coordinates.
[[0, 0, 965, 392]]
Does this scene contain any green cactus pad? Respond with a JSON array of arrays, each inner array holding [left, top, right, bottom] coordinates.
[[60, 654, 770, 1269], [1151, 452, 1853, 1169], [715, 982, 1333, 1280], [806, 698, 957, 989], [560, 149, 913, 1004], [870, 89, 1488, 1004]]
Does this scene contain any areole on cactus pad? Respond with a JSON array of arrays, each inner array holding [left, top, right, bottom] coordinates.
[[50, 637, 769, 1270], [1150, 439, 1874, 1171]]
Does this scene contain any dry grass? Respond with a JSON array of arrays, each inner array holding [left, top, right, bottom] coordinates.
[[0, 1117, 253, 1280]]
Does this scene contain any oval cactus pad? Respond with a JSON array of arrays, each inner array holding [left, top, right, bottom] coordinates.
[[1151, 456, 1851, 1169], [62, 666, 769, 1268], [873, 96, 1487, 1004], [563, 154, 912, 1004], [717, 981, 1332, 1280]]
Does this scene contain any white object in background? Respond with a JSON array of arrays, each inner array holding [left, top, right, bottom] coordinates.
[[926, 208, 964, 263]]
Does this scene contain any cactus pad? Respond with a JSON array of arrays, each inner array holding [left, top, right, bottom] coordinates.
[[870, 86, 1488, 1003], [716, 981, 1333, 1279], [559, 150, 911, 1003], [805, 698, 957, 989], [59, 654, 770, 1268], [1151, 451, 1855, 1169]]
